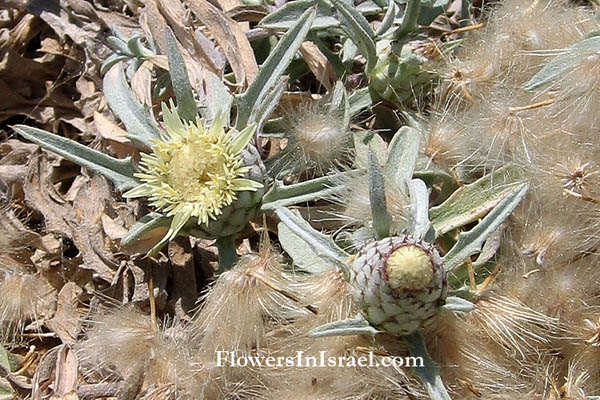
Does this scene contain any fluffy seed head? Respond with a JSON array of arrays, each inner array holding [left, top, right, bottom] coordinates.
[[124, 103, 263, 231]]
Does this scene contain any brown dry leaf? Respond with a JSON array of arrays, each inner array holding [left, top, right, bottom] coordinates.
[[214, 0, 243, 12], [24, 154, 120, 283], [166, 238, 198, 319], [187, 0, 258, 86], [300, 41, 336, 91], [131, 60, 154, 108], [101, 214, 129, 241], [47, 283, 83, 345], [93, 112, 130, 144], [53, 345, 78, 398], [153, 0, 219, 87]]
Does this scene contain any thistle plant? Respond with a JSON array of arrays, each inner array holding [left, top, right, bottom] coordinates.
[[12, 11, 322, 270], [276, 124, 527, 398]]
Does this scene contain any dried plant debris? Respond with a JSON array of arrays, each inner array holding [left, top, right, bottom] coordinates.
[[2, 0, 600, 398]]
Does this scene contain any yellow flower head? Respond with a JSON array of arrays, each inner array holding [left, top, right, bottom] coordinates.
[[124, 102, 263, 248]]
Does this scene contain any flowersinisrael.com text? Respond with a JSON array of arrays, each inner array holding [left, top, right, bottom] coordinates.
[[216, 351, 424, 368]]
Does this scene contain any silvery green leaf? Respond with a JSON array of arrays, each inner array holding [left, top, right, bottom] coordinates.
[[408, 178, 430, 240], [126, 57, 143, 80], [202, 70, 233, 121], [341, 38, 358, 64], [442, 296, 475, 312], [376, 0, 397, 37], [348, 87, 372, 117], [278, 222, 337, 274], [262, 171, 356, 211], [275, 207, 350, 274], [368, 148, 392, 240], [103, 64, 162, 150], [442, 183, 528, 272], [404, 331, 451, 400], [524, 35, 600, 91], [311, 33, 348, 77], [330, 0, 377, 73], [120, 213, 172, 255], [100, 54, 129, 75], [472, 224, 504, 268], [430, 165, 523, 237], [127, 35, 154, 58], [0, 346, 11, 373], [107, 36, 133, 56], [354, 131, 386, 168], [13, 125, 139, 192], [309, 315, 379, 337], [394, 0, 420, 39], [384, 125, 420, 194], [252, 76, 288, 133], [165, 28, 197, 122], [259, 0, 338, 30], [236, 7, 315, 128], [327, 81, 350, 128]]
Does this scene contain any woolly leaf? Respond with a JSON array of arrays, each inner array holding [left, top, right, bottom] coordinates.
[[442, 296, 475, 312], [404, 331, 451, 400], [202, 70, 234, 121], [13, 125, 139, 192], [430, 165, 523, 237], [442, 182, 528, 272], [330, 0, 377, 73], [262, 171, 356, 211], [368, 148, 392, 240], [259, 0, 337, 30], [385, 125, 420, 194], [524, 35, 600, 91], [236, 7, 315, 128], [103, 63, 162, 150], [408, 178, 430, 240], [275, 207, 349, 274], [165, 27, 197, 122], [309, 315, 379, 337]]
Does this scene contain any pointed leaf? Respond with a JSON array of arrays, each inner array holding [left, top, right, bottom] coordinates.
[[202, 70, 234, 121], [430, 165, 524, 237], [442, 296, 475, 312], [376, 0, 397, 36], [120, 212, 172, 255], [165, 28, 197, 122], [261, 170, 359, 211], [368, 148, 392, 240], [259, 0, 338, 31], [404, 331, 451, 400], [327, 80, 350, 128], [236, 7, 315, 128], [103, 63, 162, 150], [275, 207, 349, 274], [348, 87, 373, 117], [309, 315, 379, 338], [524, 35, 600, 91], [330, 0, 377, 73], [442, 183, 528, 272], [229, 125, 257, 154], [384, 126, 420, 194], [408, 178, 430, 240], [253, 76, 288, 134], [13, 125, 139, 192]]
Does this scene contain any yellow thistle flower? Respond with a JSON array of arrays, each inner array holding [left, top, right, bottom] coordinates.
[[123, 102, 263, 248]]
